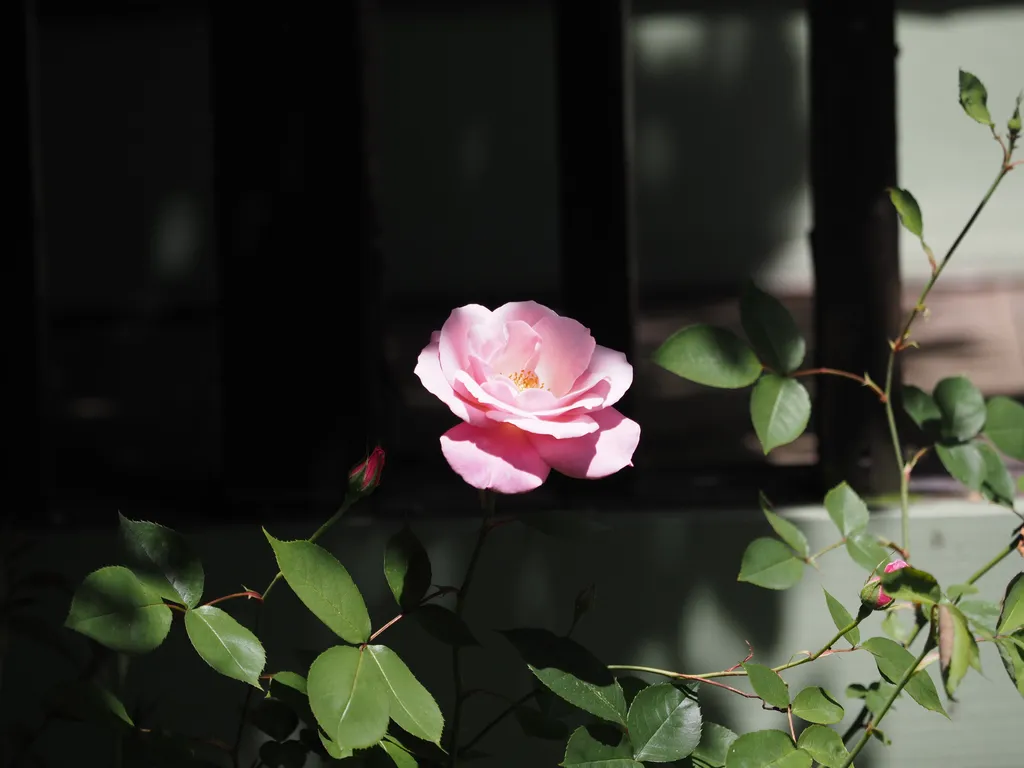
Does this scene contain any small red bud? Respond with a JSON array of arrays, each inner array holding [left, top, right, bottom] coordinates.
[[348, 446, 385, 499], [859, 559, 908, 612]]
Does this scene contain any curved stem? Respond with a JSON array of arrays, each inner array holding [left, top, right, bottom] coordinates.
[[882, 159, 1013, 557], [791, 368, 886, 401], [808, 539, 846, 562], [840, 641, 932, 768], [203, 590, 263, 609], [449, 492, 496, 768], [957, 533, 1021, 601]]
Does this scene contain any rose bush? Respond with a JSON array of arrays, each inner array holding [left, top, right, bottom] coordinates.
[[414, 300, 640, 493]]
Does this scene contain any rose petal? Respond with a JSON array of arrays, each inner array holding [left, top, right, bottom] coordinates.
[[528, 407, 640, 479], [415, 343, 489, 426], [533, 314, 596, 396], [487, 409, 598, 438], [490, 321, 542, 379], [438, 304, 493, 384], [566, 345, 633, 409], [493, 300, 557, 327], [440, 423, 550, 494]]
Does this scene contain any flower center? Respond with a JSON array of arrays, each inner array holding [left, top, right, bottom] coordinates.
[[508, 368, 544, 391]]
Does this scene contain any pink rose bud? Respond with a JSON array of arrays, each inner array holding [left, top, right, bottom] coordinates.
[[348, 446, 385, 499], [859, 559, 909, 611]]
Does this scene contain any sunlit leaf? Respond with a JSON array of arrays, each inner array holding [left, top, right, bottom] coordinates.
[[998, 573, 1024, 636], [265, 532, 371, 644], [750, 375, 811, 454], [879, 566, 941, 605], [184, 605, 265, 688], [726, 730, 811, 768], [984, 396, 1024, 461], [932, 376, 986, 443], [307, 645, 389, 750], [737, 539, 804, 590], [366, 645, 444, 745], [958, 69, 993, 125], [824, 483, 869, 537], [861, 637, 947, 716], [822, 589, 860, 646], [562, 724, 642, 767], [760, 493, 809, 559], [653, 325, 762, 389], [888, 187, 923, 237], [796, 725, 851, 768], [65, 566, 172, 654], [791, 687, 843, 725], [742, 663, 789, 709], [626, 682, 702, 762]]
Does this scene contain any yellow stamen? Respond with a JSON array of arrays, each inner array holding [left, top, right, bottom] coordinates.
[[508, 368, 544, 391]]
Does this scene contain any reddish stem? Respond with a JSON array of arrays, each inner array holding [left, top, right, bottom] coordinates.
[[203, 590, 263, 608], [791, 368, 887, 401], [362, 587, 453, 646]]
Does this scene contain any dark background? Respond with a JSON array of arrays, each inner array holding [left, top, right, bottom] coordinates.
[[7, 0, 1022, 523]]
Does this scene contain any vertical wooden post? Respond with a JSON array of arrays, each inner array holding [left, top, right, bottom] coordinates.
[[8, 0, 45, 525], [809, 0, 902, 495], [553, 0, 637, 499], [211, 0, 382, 513]]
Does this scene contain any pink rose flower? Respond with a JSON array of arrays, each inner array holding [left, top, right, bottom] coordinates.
[[860, 559, 909, 611], [414, 301, 641, 494]]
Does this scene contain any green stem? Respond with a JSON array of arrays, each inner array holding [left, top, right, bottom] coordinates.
[[449, 492, 496, 768], [609, 614, 867, 683], [232, 495, 355, 768], [957, 534, 1021, 601], [840, 641, 932, 768], [809, 539, 846, 562], [883, 159, 1012, 558]]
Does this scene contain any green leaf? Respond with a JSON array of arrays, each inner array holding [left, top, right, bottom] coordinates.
[[933, 376, 986, 443], [626, 682, 702, 762], [796, 725, 851, 768], [318, 730, 353, 760], [501, 628, 627, 726], [880, 566, 942, 605], [845, 681, 895, 719], [998, 573, 1024, 635], [259, 740, 307, 768], [118, 514, 204, 607], [822, 589, 860, 646], [978, 443, 1015, 507], [739, 282, 805, 374], [750, 375, 811, 454], [365, 645, 444, 745], [888, 187, 923, 237], [958, 69, 993, 125], [265, 531, 371, 644], [413, 604, 478, 647], [725, 730, 811, 768], [902, 385, 941, 434], [881, 611, 914, 645], [861, 637, 947, 716], [791, 687, 843, 725], [561, 724, 642, 767], [384, 526, 432, 611], [741, 663, 789, 708], [737, 538, 804, 590], [945, 583, 979, 601], [690, 721, 738, 768], [381, 739, 420, 768], [824, 482, 869, 537], [936, 441, 986, 491], [984, 396, 1024, 460], [653, 324, 762, 389], [760, 493, 808, 559], [936, 604, 981, 698], [307, 645, 389, 751], [249, 698, 299, 742], [184, 605, 265, 688], [47, 680, 135, 731], [64, 566, 172, 654], [995, 631, 1024, 698], [515, 705, 570, 740], [844, 531, 890, 573], [959, 599, 1001, 632]]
